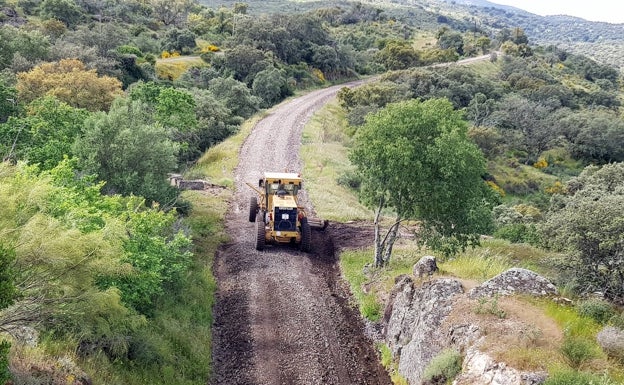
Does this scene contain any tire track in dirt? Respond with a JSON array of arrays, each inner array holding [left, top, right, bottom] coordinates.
[[209, 83, 392, 385]]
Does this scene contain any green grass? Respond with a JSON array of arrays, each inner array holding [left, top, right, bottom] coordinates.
[[189, 115, 265, 185], [301, 101, 371, 222]]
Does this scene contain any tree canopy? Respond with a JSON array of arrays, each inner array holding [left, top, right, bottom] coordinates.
[[541, 162, 624, 303], [350, 98, 497, 265], [16, 59, 123, 111]]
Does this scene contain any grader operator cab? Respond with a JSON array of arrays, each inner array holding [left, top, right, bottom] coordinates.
[[247, 172, 327, 252]]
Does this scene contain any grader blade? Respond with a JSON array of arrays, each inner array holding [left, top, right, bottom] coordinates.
[[307, 216, 329, 230]]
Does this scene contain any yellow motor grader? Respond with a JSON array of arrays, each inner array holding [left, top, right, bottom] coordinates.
[[247, 172, 327, 252]]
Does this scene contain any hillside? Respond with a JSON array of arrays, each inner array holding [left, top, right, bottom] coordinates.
[[201, 0, 624, 69], [1, 0, 623, 383]]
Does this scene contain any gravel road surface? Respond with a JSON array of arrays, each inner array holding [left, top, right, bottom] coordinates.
[[209, 84, 392, 385]]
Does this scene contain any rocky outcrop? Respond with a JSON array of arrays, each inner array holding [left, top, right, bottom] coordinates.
[[384, 261, 557, 385], [469, 268, 558, 299], [385, 276, 464, 384]]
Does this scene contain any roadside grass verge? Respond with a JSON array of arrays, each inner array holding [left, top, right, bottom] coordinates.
[[301, 101, 370, 222], [190, 115, 264, 184]]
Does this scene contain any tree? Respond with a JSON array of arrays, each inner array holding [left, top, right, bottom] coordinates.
[[39, 0, 84, 27], [0, 80, 18, 123], [0, 96, 89, 169], [375, 40, 420, 70], [350, 98, 496, 266], [208, 77, 261, 119], [252, 67, 291, 107], [16, 59, 123, 111], [73, 98, 179, 206], [540, 163, 624, 303], [150, 0, 197, 26]]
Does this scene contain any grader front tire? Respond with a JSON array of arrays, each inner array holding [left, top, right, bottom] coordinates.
[[300, 217, 311, 252]]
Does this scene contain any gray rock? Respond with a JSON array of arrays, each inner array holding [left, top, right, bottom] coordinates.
[[453, 346, 547, 385], [385, 277, 464, 385], [413, 255, 438, 278], [597, 326, 624, 361], [469, 268, 557, 299]]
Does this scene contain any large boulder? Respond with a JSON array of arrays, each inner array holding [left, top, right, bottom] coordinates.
[[385, 276, 464, 385], [597, 326, 624, 361], [469, 268, 557, 299]]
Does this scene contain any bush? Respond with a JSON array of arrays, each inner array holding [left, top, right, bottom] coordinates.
[[577, 299, 615, 325], [422, 349, 462, 385], [0, 340, 10, 384], [494, 223, 541, 245], [336, 170, 361, 190], [560, 336, 599, 369]]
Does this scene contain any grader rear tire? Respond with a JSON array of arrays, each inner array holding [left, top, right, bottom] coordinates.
[[255, 215, 265, 251], [300, 217, 311, 252], [249, 196, 258, 222]]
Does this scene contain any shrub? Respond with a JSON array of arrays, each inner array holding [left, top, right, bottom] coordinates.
[[422, 348, 462, 385], [336, 170, 361, 190], [560, 336, 599, 369], [577, 299, 615, 325], [494, 223, 541, 245], [0, 340, 10, 384]]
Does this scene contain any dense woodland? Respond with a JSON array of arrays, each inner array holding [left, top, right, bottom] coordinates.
[[0, 0, 623, 383]]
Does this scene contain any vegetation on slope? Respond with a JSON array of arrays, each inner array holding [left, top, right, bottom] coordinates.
[[1, 0, 623, 383]]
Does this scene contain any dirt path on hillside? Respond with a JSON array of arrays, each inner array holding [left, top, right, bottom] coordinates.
[[209, 83, 392, 385]]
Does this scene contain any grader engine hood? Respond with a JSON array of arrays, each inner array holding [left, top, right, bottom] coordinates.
[[272, 195, 299, 232]]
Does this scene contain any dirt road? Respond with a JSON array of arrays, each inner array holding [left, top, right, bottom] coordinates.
[[209, 83, 392, 385]]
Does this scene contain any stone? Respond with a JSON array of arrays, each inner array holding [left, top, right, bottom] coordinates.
[[413, 255, 438, 278], [469, 268, 557, 299], [597, 326, 624, 361], [385, 277, 464, 385], [453, 346, 547, 385]]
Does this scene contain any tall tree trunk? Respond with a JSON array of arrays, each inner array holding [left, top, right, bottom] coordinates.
[[381, 214, 401, 266]]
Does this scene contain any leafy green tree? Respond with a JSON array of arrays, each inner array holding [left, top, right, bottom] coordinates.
[[252, 67, 291, 107], [208, 77, 261, 119], [0, 80, 18, 123], [161, 28, 197, 54], [73, 98, 179, 206], [156, 87, 199, 162], [150, 0, 197, 26], [557, 109, 624, 164], [190, 88, 242, 150], [221, 45, 268, 84], [375, 40, 420, 70], [0, 96, 89, 169], [39, 0, 83, 27], [540, 163, 624, 302], [437, 30, 464, 56], [350, 98, 496, 265]]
